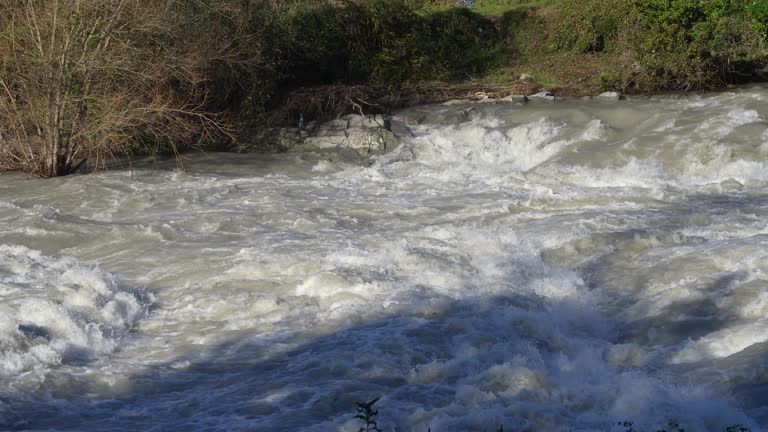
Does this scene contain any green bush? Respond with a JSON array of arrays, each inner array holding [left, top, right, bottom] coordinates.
[[549, 0, 630, 53], [276, 0, 502, 86], [747, 0, 768, 37], [373, 7, 503, 83], [514, 0, 766, 91], [632, 0, 759, 90]]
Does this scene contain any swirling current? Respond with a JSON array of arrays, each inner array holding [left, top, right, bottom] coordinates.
[[3, 87, 768, 431]]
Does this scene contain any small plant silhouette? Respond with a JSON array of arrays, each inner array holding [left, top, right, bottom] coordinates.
[[355, 397, 383, 432], [349, 409, 751, 432], [619, 421, 637, 432], [618, 420, 750, 432], [656, 421, 686, 432]]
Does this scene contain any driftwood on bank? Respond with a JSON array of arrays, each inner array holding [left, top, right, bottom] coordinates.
[[277, 82, 533, 122], [235, 81, 541, 152]]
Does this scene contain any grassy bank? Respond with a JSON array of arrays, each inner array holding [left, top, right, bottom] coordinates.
[[1, 0, 768, 176]]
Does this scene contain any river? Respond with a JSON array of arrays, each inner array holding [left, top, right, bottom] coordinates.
[[2, 87, 768, 431]]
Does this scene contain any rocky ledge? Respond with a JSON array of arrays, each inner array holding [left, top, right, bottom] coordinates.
[[278, 114, 410, 161], [275, 90, 628, 161]]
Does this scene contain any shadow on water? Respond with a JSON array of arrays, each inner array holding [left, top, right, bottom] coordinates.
[[3, 193, 768, 431], [3, 292, 621, 432], [545, 192, 768, 425]]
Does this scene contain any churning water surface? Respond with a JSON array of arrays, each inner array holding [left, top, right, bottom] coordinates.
[[3, 87, 768, 432]]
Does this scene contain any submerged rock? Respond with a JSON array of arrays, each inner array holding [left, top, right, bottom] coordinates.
[[500, 94, 529, 103], [396, 105, 481, 125], [597, 91, 624, 101], [277, 127, 308, 149], [443, 99, 472, 106], [529, 91, 557, 102], [281, 114, 405, 161]]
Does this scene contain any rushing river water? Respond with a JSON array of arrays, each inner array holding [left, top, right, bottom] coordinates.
[[3, 87, 768, 432]]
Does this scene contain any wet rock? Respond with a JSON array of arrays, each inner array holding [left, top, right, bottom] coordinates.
[[475, 95, 497, 104], [443, 99, 472, 106], [529, 91, 557, 102], [458, 107, 480, 121], [597, 91, 624, 101], [396, 105, 481, 125], [500, 95, 529, 103], [285, 114, 403, 160], [701, 178, 745, 194], [519, 73, 535, 82], [278, 127, 308, 149]]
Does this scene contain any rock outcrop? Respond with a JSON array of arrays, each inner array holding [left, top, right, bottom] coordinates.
[[529, 91, 557, 102], [280, 114, 404, 160], [597, 91, 624, 101]]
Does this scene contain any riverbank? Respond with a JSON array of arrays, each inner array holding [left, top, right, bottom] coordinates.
[[2, 0, 768, 176], [237, 0, 768, 151]]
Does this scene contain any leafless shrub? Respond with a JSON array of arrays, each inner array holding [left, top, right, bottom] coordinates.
[[0, 0, 250, 177]]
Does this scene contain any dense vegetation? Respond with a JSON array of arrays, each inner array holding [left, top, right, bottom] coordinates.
[[1, 0, 767, 176], [0, 0, 250, 177]]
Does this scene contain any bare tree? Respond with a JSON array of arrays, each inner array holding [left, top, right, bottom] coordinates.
[[0, 0, 237, 177]]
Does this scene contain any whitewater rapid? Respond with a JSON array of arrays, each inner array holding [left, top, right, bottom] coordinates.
[[2, 87, 768, 431]]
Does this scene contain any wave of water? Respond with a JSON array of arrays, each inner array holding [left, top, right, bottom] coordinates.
[[0, 244, 148, 374], [2, 87, 768, 431]]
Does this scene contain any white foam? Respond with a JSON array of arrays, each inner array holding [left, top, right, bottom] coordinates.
[[672, 320, 768, 364], [408, 117, 583, 174], [0, 245, 149, 374], [3, 88, 768, 431]]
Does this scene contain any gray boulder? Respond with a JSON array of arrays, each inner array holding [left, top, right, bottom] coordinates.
[[519, 73, 535, 82], [396, 105, 480, 125], [597, 91, 624, 101], [278, 127, 308, 149], [284, 114, 402, 160], [529, 91, 557, 102], [500, 95, 529, 103]]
